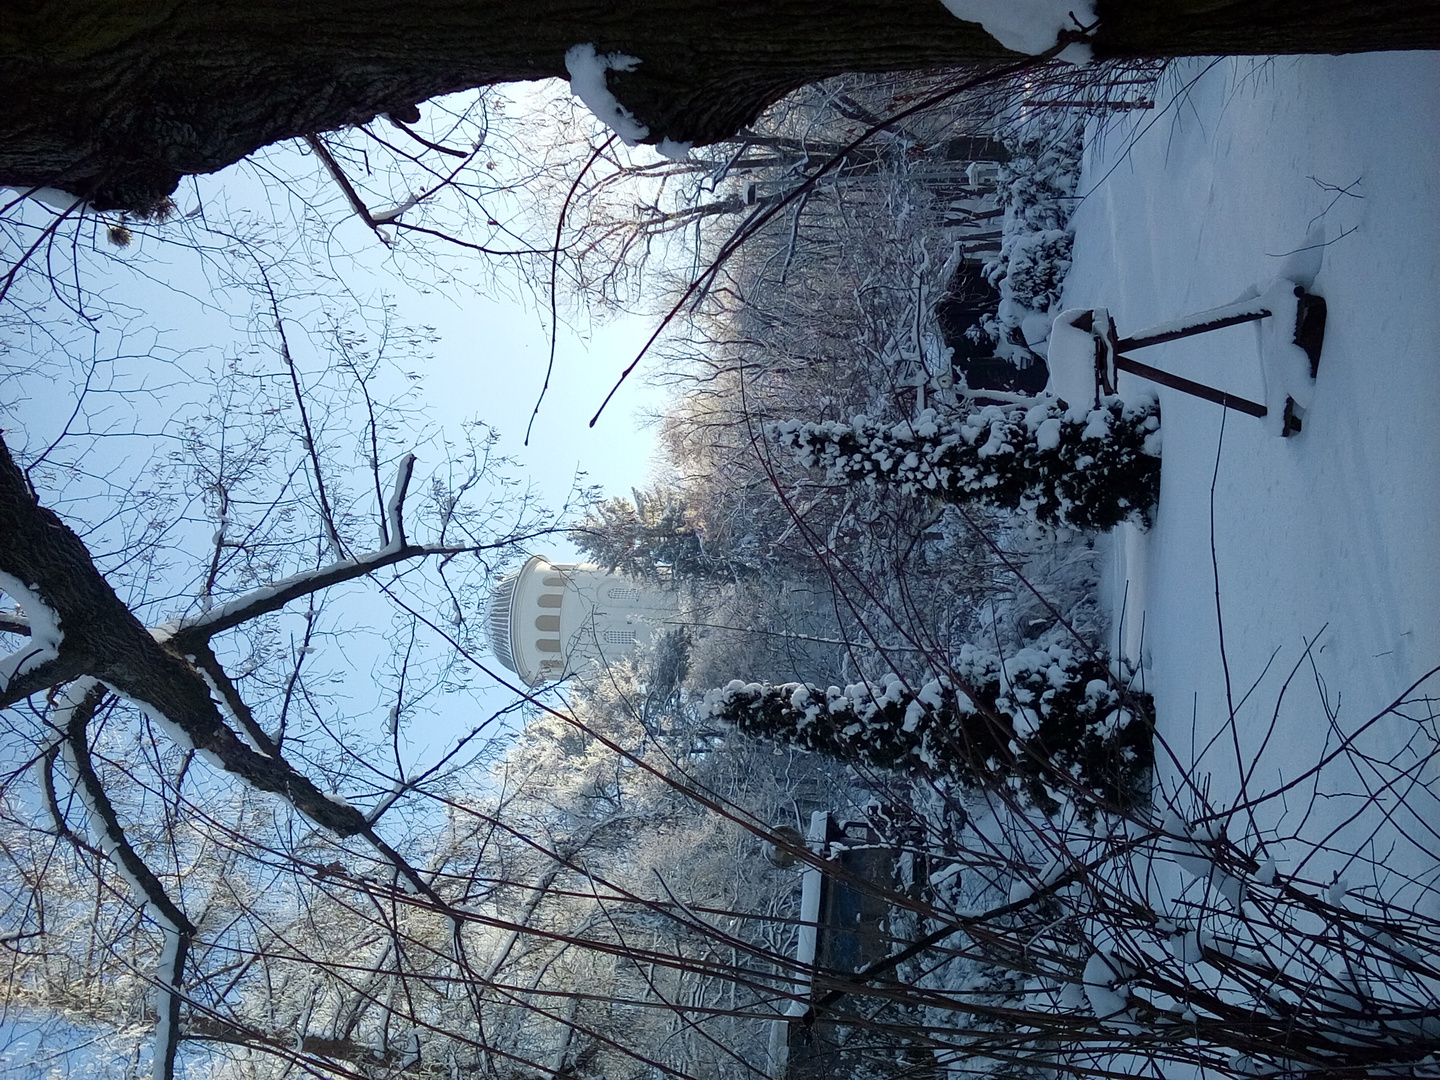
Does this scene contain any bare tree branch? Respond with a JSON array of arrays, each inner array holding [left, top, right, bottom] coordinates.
[[54, 678, 195, 1080]]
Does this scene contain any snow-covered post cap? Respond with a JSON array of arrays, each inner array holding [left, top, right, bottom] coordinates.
[[1046, 308, 1116, 413]]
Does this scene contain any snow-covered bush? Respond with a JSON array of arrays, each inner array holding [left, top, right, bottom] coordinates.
[[774, 396, 1162, 532], [984, 117, 1083, 342], [935, 956, 1053, 1080], [995, 119, 1082, 233], [703, 643, 1153, 814], [999, 227, 1073, 314]]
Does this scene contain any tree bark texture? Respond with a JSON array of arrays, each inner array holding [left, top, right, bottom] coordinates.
[[2, 0, 1435, 212]]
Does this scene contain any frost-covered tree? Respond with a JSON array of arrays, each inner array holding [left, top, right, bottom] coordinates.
[[473, 662, 866, 1079], [980, 114, 1085, 349], [0, 256, 572, 1077], [571, 486, 746, 584]]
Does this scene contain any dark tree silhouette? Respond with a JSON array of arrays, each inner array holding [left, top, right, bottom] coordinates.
[[4, 0, 1437, 211]]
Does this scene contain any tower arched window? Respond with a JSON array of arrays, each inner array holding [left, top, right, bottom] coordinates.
[[538, 593, 562, 609], [607, 586, 640, 601], [602, 630, 637, 646], [536, 638, 561, 653], [534, 615, 560, 632]]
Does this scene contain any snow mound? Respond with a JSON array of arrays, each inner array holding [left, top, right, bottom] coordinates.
[[1082, 951, 1133, 1022]]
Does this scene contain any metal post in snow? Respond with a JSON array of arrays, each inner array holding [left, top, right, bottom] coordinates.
[[1111, 353, 1269, 418], [1114, 298, 1273, 352]]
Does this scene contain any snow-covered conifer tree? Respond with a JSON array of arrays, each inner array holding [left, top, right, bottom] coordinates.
[[774, 396, 1161, 532], [704, 643, 1153, 813]]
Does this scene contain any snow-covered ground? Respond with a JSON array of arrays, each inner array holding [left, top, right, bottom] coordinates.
[[1068, 54, 1440, 875]]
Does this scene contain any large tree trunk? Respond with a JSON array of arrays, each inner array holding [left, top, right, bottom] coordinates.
[[2, 0, 1436, 212]]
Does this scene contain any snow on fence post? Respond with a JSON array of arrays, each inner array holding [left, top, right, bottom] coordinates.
[[703, 644, 1153, 814], [772, 395, 1161, 532]]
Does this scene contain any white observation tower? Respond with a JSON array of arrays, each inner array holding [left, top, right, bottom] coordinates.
[[487, 555, 679, 686]]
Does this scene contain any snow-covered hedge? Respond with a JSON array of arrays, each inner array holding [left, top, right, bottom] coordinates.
[[983, 118, 1083, 342], [773, 397, 1161, 531], [999, 227, 1073, 315], [704, 644, 1153, 814]]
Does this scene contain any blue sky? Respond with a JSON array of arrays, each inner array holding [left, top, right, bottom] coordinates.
[[2, 80, 671, 775], [8, 79, 668, 545], [402, 275, 665, 551]]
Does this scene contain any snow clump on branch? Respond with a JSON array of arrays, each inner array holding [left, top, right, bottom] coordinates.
[[565, 44, 650, 146], [939, 0, 1096, 61], [0, 569, 63, 693]]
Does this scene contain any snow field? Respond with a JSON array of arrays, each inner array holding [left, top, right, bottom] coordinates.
[[1069, 52, 1440, 858], [901, 54, 1440, 1077], [1061, 52, 1440, 1060]]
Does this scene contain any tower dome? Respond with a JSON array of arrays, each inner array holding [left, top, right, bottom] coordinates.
[[487, 555, 678, 686]]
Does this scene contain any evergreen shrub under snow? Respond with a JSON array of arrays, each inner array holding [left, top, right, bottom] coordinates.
[[704, 644, 1153, 814], [773, 397, 1162, 531], [999, 227, 1073, 316], [984, 117, 1083, 341]]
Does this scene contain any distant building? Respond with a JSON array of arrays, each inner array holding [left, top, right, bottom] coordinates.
[[486, 555, 678, 685]]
